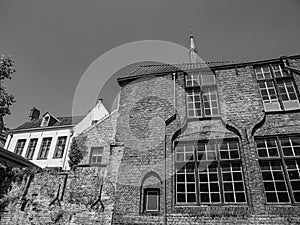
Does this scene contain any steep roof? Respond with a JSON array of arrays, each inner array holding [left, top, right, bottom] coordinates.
[[13, 115, 85, 131]]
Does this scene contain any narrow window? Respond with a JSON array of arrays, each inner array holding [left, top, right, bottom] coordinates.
[[38, 137, 52, 159], [14, 139, 26, 156], [25, 138, 38, 159], [90, 147, 103, 165], [143, 188, 160, 213], [185, 71, 219, 118], [53, 136, 67, 158]]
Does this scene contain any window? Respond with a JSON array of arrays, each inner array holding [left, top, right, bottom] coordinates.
[[254, 63, 300, 111], [255, 136, 300, 204], [175, 139, 246, 204], [143, 188, 160, 213], [90, 147, 103, 165], [37, 137, 52, 159], [185, 71, 219, 118], [53, 136, 67, 158], [25, 138, 38, 159], [41, 116, 50, 127], [14, 139, 26, 155]]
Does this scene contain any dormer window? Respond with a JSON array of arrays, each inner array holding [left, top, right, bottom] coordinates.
[[41, 116, 50, 127]]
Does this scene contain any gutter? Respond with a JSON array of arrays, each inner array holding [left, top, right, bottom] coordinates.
[[11, 125, 75, 133]]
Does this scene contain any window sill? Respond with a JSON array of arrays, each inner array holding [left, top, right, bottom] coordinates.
[[141, 211, 160, 216], [187, 116, 222, 122], [174, 203, 248, 207], [264, 108, 300, 114], [36, 157, 48, 160], [89, 164, 107, 167]]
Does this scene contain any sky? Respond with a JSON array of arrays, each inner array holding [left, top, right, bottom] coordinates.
[[0, 0, 300, 129]]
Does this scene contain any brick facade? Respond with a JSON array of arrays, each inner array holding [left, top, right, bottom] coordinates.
[[112, 56, 300, 224]]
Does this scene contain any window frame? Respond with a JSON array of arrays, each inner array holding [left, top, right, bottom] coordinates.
[[185, 70, 220, 119], [89, 146, 104, 166], [143, 188, 160, 214], [14, 139, 27, 156], [53, 136, 67, 159], [174, 139, 247, 206], [25, 138, 38, 159], [37, 137, 52, 159], [255, 135, 300, 205], [254, 63, 300, 112]]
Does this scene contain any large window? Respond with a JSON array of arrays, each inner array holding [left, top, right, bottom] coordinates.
[[254, 64, 300, 112], [25, 138, 38, 159], [90, 147, 103, 165], [53, 136, 67, 158], [14, 139, 26, 155], [175, 139, 246, 204], [185, 71, 219, 118], [255, 136, 300, 204], [37, 137, 52, 159]]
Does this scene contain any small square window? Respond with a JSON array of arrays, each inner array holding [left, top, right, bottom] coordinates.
[[143, 189, 160, 213], [90, 147, 104, 165]]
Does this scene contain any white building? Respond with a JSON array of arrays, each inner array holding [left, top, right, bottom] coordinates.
[[4, 100, 109, 170]]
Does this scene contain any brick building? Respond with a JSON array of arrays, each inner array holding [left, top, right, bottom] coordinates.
[[109, 53, 300, 224]]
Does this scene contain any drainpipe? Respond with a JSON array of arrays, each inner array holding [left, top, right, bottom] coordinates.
[[163, 72, 177, 225]]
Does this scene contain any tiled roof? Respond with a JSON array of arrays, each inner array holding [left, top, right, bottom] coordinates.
[[13, 115, 85, 131], [126, 61, 238, 78]]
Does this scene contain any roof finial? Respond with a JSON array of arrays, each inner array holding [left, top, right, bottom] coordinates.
[[189, 30, 198, 63]]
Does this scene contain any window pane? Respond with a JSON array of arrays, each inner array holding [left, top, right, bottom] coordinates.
[[259, 161, 290, 203], [221, 163, 246, 203], [256, 138, 279, 158], [38, 138, 52, 159], [199, 163, 220, 203], [285, 160, 300, 203], [90, 147, 104, 164], [146, 190, 159, 211], [14, 139, 26, 156], [25, 139, 38, 159], [176, 164, 196, 203]]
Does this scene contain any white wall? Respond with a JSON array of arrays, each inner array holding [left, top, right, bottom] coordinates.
[[5, 128, 72, 169], [73, 100, 109, 135]]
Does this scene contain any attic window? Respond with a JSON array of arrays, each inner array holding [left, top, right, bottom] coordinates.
[[41, 116, 50, 127]]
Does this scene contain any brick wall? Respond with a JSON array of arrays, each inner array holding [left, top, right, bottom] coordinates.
[[112, 56, 300, 224]]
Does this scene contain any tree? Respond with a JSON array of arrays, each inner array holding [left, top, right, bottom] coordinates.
[[68, 138, 84, 170], [0, 56, 16, 133]]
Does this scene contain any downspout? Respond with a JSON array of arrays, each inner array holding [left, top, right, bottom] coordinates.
[[163, 72, 177, 225]]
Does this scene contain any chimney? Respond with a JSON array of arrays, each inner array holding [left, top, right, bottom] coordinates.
[[29, 107, 40, 121], [97, 98, 103, 105]]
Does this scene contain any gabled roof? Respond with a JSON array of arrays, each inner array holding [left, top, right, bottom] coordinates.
[[13, 115, 85, 131]]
